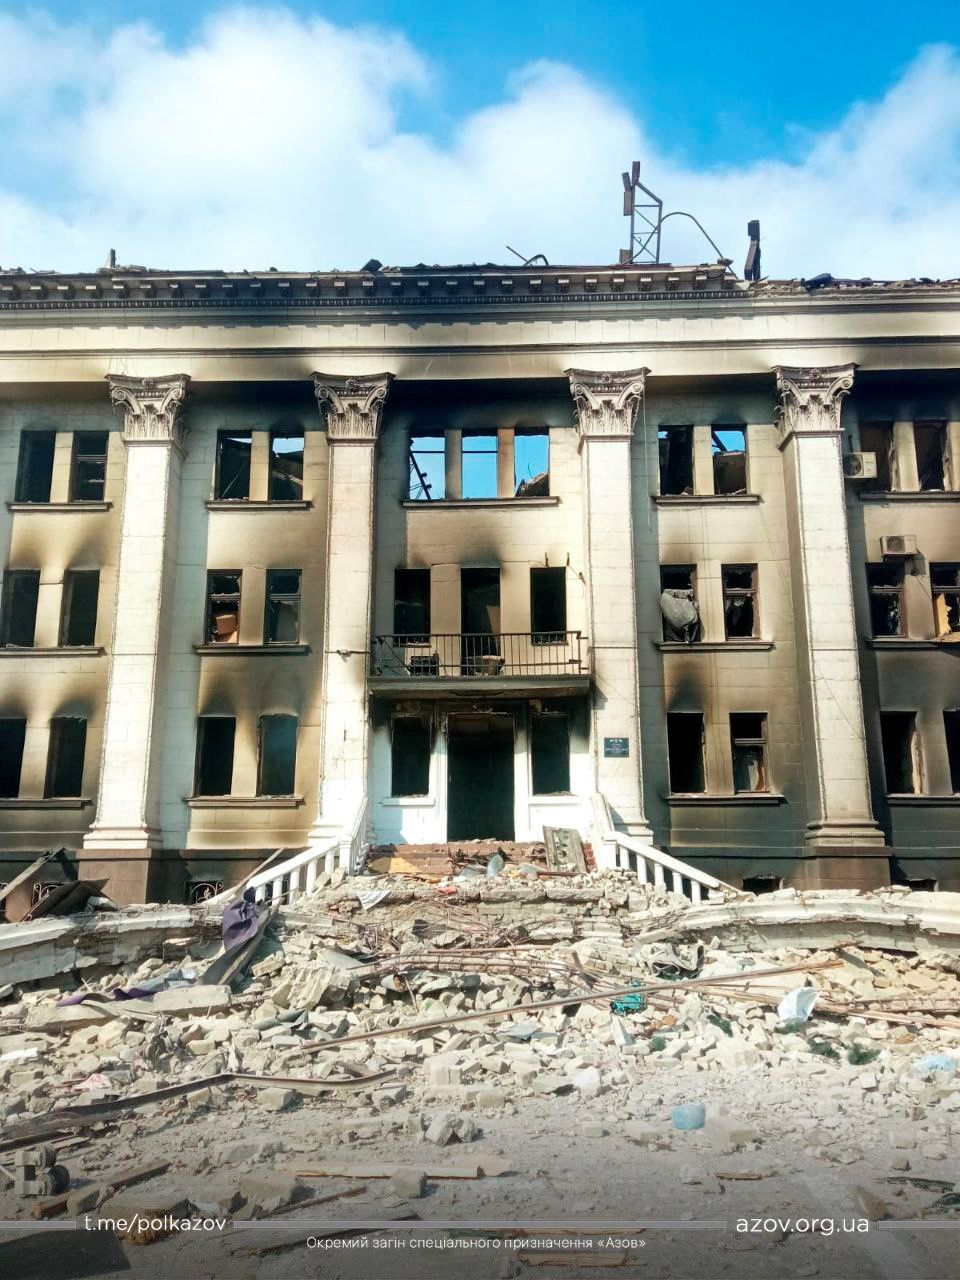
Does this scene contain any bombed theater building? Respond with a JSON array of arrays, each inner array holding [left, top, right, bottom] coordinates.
[[1, 241, 960, 916]]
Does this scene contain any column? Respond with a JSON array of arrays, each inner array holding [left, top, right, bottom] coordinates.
[[567, 368, 652, 839], [310, 373, 393, 843], [774, 365, 885, 850], [83, 376, 190, 891]]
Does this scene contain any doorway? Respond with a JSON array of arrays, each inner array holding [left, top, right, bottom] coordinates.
[[460, 568, 501, 673], [447, 714, 514, 840]]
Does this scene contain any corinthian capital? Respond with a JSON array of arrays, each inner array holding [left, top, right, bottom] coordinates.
[[107, 374, 190, 446], [567, 368, 649, 441], [312, 372, 394, 442], [774, 364, 856, 445]]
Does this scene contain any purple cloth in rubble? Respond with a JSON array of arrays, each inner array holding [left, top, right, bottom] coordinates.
[[57, 978, 166, 1006], [222, 888, 261, 953]]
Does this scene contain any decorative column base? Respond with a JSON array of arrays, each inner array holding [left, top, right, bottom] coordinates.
[[804, 820, 887, 848]]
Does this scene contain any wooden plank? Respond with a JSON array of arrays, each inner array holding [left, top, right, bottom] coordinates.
[[281, 1158, 511, 1179]]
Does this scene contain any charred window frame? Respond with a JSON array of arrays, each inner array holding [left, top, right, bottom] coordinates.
[[945, 711, 960, 794], [881, 711, 920, 794], [44, 717, 86, 798], [393, 568, 431, 642], [667, 712, 705, 793], [931, 563, 960, 638], [264, 569, 301, 644], [722, 565, 758, 639], [0, 718, 26, 798], [530, 567, 566, 644], [60, 571, 100, 647], [461, 432, 498, 498], [194, 716, 235, 796], [730, 713, 769, 793], [408, 431, 445, 500], [658, 426, 694, 496], [859, 423, 894, 491], [914, 422, 947, 492], [514, 428, 550, 496], [390, 716, 431, 796], [257, 714, 298, 796], [0, 571, 40, 648], [711, 427, 748, 495], [269, 432, 304, 501], [205, 571, 241, 645], [69, 432, 108, 502], [215, 431, 252, 500], [14, 431, 55, 503], [531, 713, 570, 794], [660, 565, 701, 642], [867, 563, 905, 637]]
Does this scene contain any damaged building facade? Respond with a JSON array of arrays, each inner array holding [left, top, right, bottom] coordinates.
[[1, 262, 959, 908]]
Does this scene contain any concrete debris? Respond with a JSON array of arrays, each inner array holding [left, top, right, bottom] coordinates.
[[0, 869, 957, 1250]]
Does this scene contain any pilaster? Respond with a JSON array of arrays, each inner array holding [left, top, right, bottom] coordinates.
[[310, 373, 393, 840], [567, 368, 652, 838], [83, 375, 190, 861], [774, 365, 885, 849]]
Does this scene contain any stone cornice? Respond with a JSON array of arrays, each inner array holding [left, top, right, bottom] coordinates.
[[567, 367, 649, 441], [312, 372, 393, 441], [107, 374, 190, 445], [774, 364, 857, 446]]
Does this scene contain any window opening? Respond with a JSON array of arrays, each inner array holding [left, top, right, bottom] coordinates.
[[269, 432, 304, 501], [195, 717, 235, 795], [462, 432, 498, 499], [394, 568, 431, 641], [0, 571, 40, 647], [257, 714, 298, 795], [205, 571, 241, 645], [390, 717, 431, 796], [15, 432, 55, 503], [0, 719, 26, 797], [660, 566, 701, 642], [60, 571, 99, 646], [70, 432, 108, 501], [514, 429, 549, 497], [711, 427, 747, 494], [914, 422, 946, 492], [658, 426, 693, 496], [530, 568, 566, 644], [408, 432, 445, 500], [881, 711, 920, 794], [667, 712, 705, 792], [722, 565, 758, 638], [215, 431, 252, 499], [731, 713, 768, 792], [931, 564, 960, 638], [264, 569, 301, 644], [944, 711, 960, 794], [867, 563, 904, 637], [45, 717, 86, 797], [859, 424, 893, 491], [531, 714, 570, 794]]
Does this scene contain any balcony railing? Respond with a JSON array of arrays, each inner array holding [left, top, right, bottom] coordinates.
[[372, 632, 587, 679]]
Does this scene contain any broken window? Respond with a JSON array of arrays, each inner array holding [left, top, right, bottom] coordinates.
[[658, 426, 693, 496], [881, 711, 920, 794], [215, 431, 252, 499], [667, 713, 705, 793], [194, 716, 235, 795], [742, 874, 782, 895], [530, 568, 566, 644], [257, 714, 298, 795], [0, 571, 40, 647], [264, 569, 301, 644], [14, 431, 55, 503], [730, 713, 769, 792], [394, 568, 431, 641], [914, 422, 946, 492], [859, 423, 894, 491], [515, 429, 550, 496], [408, 431, 445, 500], [70, 432, 108, 502], [660, 566, 701, 643], [931, 563, 960, 638], [867, 563, 904, 637], [269, 431, 304, 501], [462, 432, 498, 499], [44, 716, 86, 797], [944, 711, 960, 794], [531, 714, 570, 794], [60, 570, 99, 646], [712, 427, 747, 494], [0, 718, 26, 798], [461, 568, 501, 672], [722, 565, 758, 638], [390, 717, 431, 796], [205, 571, 241, 645]]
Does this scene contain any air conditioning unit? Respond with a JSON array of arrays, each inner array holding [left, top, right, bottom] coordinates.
[[843, 451, 878, 480], [880, 534, 918, 559]]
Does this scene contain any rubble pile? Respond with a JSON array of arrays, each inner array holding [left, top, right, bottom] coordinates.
[[1, 871, 959, 1238]]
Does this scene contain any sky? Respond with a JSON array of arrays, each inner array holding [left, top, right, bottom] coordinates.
[[1, 1, 959, 277]]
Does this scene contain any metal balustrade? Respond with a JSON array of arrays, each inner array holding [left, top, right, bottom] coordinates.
[[372, 632, 587, 678]]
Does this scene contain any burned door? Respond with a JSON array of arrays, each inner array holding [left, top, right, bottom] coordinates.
[[447, 714, 514, 840], [460, 567, 501, 673]]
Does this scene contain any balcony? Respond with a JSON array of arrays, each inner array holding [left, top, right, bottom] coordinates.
[[370, 632, 591, 699]]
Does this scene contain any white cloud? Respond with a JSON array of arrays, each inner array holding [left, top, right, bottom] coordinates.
[[0, 7, 957, 277]]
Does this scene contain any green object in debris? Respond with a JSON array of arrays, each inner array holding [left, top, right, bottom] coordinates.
[[706, 1011, 733, 1037], [609, 983, 647, 1015], [846, 1044, 880, 1066]]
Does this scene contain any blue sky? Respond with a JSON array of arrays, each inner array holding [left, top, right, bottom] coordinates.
[[2, 2, 960, 274]]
